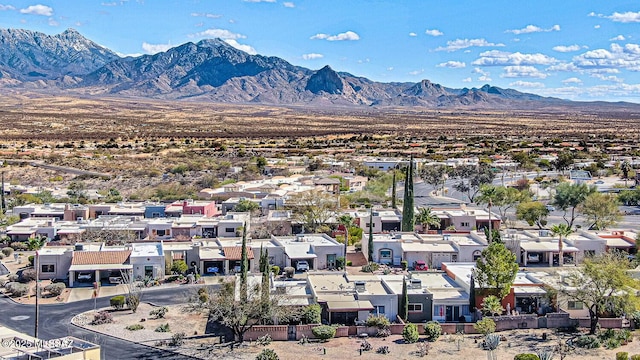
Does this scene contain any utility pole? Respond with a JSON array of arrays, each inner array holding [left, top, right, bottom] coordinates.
[[1, 171, 5, 214], [34, 250, 39, 339]]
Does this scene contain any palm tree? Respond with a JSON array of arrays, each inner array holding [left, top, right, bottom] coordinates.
[[550, 223, 573, 266], [414, 207, 440, 233], [621, 161, 632, 186], [337, 214, 355, 269], [27, 236, 46, 251], [477, 185, 500, 243]]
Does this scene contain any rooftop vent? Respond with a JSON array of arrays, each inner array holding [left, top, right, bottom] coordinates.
[[410, 278, 422, 289], [275, 285, 286, 294], [354, 280, 366, 293], [74, 244, 84, 251]]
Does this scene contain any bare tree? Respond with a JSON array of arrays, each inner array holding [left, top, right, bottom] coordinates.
[[120, 270, 142, 313]]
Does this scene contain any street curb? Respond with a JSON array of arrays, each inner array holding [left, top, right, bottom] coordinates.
[[70, 312, 202, 360]]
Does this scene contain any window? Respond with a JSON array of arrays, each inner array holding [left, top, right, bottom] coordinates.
[[41, 264, 55, 273], [473, 250, 482, 261], [408, 303, 423, 312], [225, 228, 235, 233], [365, 223, 375, 228], [371, 306, 385, 316], [379, 249, 392, 260], [568, 301, 583, 310], [460, 222, 470, 227], [151, 212, 161, 218], [157, 229, 166, 236]]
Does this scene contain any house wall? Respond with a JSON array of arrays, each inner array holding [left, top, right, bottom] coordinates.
[[450, 214, 475, 231], [456, 245, 485, 262], [406, 293, 433, 323], [368, 241, 403, 264], [312, 245, 343, 270], [359, 293, 398, 321], [218, 220, 243, 237], [570, 239, 606, 263], [37, 252, 72, 280], [130, 255, 165, 280], [88, 205, 111, 219], [144, 206, 166, 218]]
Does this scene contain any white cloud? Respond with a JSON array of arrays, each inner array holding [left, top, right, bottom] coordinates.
[[302, 53, 323, 60], [20, 4, 53, 16], [48, 17, 58, 26], [562, 77, 582, 84], [610, 35, 626, 41], [436, 61, 466, 68], [408, 32, 417, 37], [506, 24, 560, 35], [310, 31, 360, 41], [435, 38, 505, 52], [0, 4, 14, 10], [570, 43, 640, 71], [473, 67, 492, 81], [591, 73, 623, 82], [409, 69, 424, 76], [552, 44, 582, 52], [472, 50, 558, 66], [387, 67, 394, 71], [604, 11, 640, 23], [191, 12, 222, 18], [509, 81, 545, 88], [594, 25, 601, 29], [142, 42, 173, 54], [283, 2, 295, 7], [462, 77, 472, 82], [223, 39, 256, 54], [195, 28, 246, 40], [357, 58, 370, 64], [501, 65, 548, 78], [425, 29, 443, 36]]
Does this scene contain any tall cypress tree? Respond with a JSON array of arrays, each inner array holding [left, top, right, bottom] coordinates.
[[391, 170, 397, 209], [260, 246, 271, 323], [240, 222, 248, 302], [368, 208, 374, 262], [402, 155, 415, 232], [400, 276, 408, 321]]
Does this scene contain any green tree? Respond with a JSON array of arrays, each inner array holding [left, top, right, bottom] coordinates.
[[552, 182, 596, 228], [399, 276, 408, 321], [476, 185, 501, 242], [452, 163, 495, 202], [170, 260, 188, 275], [550, 224, 572, 267], [367, 209, 374, 262], [27, 236, 46, 251], [402, 155, 415, 232], [493, 187, 530, 224], [234, 199, 260, 213], [391, 170, 397, 208], [415, 207, 441, 232], [553, 151, 574, 174], [481, 295, 504, 316], [561, 253, 639, 334], [474, 242, 518, 299], [420, 164, 448, 196], [579, 192, 622, 230], [287, 190, 336, 232], [621, 161, 632, 183], [240, 223, 248, 303], [338, 214, 354, 267], [67, 181, 87, 203], [256, 156, 268, 173], [516, 201, 549, 229]]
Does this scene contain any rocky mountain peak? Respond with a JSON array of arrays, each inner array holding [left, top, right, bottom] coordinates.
[[305, 65, 345, 94]]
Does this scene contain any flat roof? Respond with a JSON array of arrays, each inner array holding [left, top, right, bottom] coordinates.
[[69, 264, 133, 271], [401, 242, 456, 253], [326, 299, 374, 312], [131, 243, 163, 257], [520, 241, 579, 252], [606, 238, 634, 248]]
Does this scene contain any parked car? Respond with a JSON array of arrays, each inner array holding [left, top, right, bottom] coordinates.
[[625, 208, 640, 215], [77, 272, 92, 282], [545, 205, 555, 212], [296, 260, 309, 271], [527, 253, 540, 263], [108, 272, 122, 284], [414, 260, 427, 271]]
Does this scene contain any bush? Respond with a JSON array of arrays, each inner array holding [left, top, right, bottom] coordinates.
[[256, 348, 279, 360], [474, 318, 496, 335], [44, 283, 65, 296], [20, 268, 36, 282], [10, 242, 27, 251], [366, 314, 390, 329], [336, 256, 345, 269], [630, 355, 640, 360], [150, 306, 168, 319], [376, 328, 391, 337], [110, 295, 126, 310], [424, 321, 442, 342], [91, 311, 113, 325], [28, 255, 34, 266], [169, 332, 185, 347], [304, 304, 322, 324], [256, 334, 272, 346], [7, 282, 29, 297], [401, 261, 408, 270], [514, 354, 540, 360], [617, 352, 629, 360], [606, 337, 623, 350], [155, 323, 170, 332], [126, 324, 144, 331], [346, 260, 352, 266], [7, 274, 18, 282], [574, 335, 601, 349], [171, 260, 188, 275], [284, 267, 294, 278], [402, 323, 419, 343], [361, 262, 380, 273], [354, 242, 362, 252], [270, 266, 280, 276], [376, 346, 390, 354], [1, 247, 13, 257], [312, 325, 336, 341]]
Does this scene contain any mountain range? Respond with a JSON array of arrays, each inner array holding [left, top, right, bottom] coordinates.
[[0, 28, 597, 108]]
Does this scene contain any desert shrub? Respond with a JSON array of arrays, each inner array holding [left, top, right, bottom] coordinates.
[[474, 318, 496, 335], [7, 274, 18, 282], [1, 247, 13, 257], [256, 348, 279, 360], [126, 324, 144, 331], [416, 342, 430, 357], [514, 354, 539, 360], [376, 328, 391, 337], [44, 283, 65, 296], [150, 306, 168, 319], [270, 266, 280, 276], [197, 287, 209, 303], [606, 337, 623, 350], [91, 311, 113, 325], [312, 325, 336, 341], [169, 332, 185, 347], [127, 294, 140, 313], [110, 295, 126, 310], [424, 321, 442, 342], [402, 323, 419, 343], [632, 311, 640, 328], [616, 329, 633, 344], [354, 242, 362, 252], [366, 314, 390, 329], [284, 267, 294, 278], [617, 352, 629, 360], [256, 334, 272, 346], [155, 323, 170, 332], [361, 262, 380, 273], [630, 354, 640, 360], [574, 335, 601, 349], [303, 304, 322, 324], [171, 260, 188, 275], [376, 346, 390, 354], [401, 260, 408, 270], [7, 282, 29, 297], [28, 255, 34, 266], [360, 339, 372, 351], [10, 242, 27, 251], [20, 268, 36, 282], [347, 260, 352, 266]]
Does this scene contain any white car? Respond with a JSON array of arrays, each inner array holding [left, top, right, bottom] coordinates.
[[77, 272, 92, 282], [296, 260, 309, 272], [545, 205, 555, 212], [527, 253, 540, 263]]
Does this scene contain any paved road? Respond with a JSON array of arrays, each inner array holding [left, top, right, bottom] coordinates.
[[0, 285, 213, 360]]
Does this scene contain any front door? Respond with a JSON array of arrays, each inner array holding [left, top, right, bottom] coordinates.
[[287, 325, 296, 341], [327, 254, 336, 269], [145, 266, 153, 278]]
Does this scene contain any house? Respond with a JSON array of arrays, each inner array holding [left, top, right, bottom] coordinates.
[[12, 203, 66, 221], [68, 246, 132, 287], [273, 233, 344, 271], [63, 204, 89, 221], [36, 246, 73, 281], [348, 209, 401, 233], [308, 274, 380, 325], [144, 204, 166, 218], [0, 325, 100, 360], [130, 242, 165, 280], [6, 218, 57, 241], [342, 175, 368, 192], [194, 239, 258, 275], [165, 200, 218, 218], [381, 274, 433, 323]]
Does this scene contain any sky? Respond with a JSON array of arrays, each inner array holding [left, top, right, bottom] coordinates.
[[2, 1, 640, 102]]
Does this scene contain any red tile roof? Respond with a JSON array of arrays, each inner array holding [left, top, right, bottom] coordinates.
[[72, 250, 131, 265], [223, 246, 255, 261]]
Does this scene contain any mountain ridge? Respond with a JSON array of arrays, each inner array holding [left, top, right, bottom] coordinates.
[[0, 27, 612, 109]]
